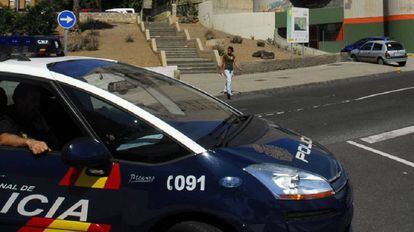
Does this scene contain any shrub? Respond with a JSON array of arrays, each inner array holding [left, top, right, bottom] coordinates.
[[204, 30, 216, 40], [0, 8, 17, 35], [82, 34, 99, 51], [79, 18, 113, 31], [125, 34, 134, 43], [0, 2, 57, 35]]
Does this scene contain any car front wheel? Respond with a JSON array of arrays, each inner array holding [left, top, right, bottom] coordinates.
[[398, 61, 407, 67], [167, 221, 223, 232]]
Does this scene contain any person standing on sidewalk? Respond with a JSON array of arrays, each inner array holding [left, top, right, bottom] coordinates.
[[221, 46, 242, 100]]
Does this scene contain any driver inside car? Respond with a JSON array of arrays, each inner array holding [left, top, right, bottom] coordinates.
[[0, 83, 54, 155]]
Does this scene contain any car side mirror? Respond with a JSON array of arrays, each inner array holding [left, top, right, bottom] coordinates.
[[62, 137, 111, 169]]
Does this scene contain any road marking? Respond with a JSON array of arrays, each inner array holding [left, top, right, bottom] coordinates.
[[347, 141, 414, 168], [361, 126, 414, 144], [355, 86, 414, 101]]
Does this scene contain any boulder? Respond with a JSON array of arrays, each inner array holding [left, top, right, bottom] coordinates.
[[252, 50, 275, 59], [231, 36, 243, 44], [257, 40, 265, 47], [205, 39, 225, 49]]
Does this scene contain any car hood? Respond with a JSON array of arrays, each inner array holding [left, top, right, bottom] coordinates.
[[212, 125, 342, 182]]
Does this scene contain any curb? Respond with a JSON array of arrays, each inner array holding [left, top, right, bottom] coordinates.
[[215, 70, 412, 100]]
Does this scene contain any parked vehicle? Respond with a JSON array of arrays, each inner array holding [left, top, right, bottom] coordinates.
[[105, 8, 135, 14], [350, 40, 407, 67], [0, 36, 64, 57], [341, 36, 389, 53], [0, 54, 353, 232]]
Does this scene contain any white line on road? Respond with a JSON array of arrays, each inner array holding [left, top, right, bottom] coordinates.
[[347, 141, 414, 168], [361, 126, 414, 144], [355, 86, 414, 101]]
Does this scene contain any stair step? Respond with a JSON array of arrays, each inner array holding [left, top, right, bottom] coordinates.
[[180, 68, 218, 74], [170, 62, 217, 67]]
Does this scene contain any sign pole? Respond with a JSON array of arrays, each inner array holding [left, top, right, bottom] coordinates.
[[57, 10, 76, 56], [64, 29, 68, 55]]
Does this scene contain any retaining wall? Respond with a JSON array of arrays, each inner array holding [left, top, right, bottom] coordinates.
[[239, 54, 347, 74], [79, 12, 138, 24]]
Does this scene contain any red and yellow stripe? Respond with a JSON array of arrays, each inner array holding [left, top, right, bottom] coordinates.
[[18, 217, 111, 232], [344, 14, 414, 25], [59, 163, 120, 190]]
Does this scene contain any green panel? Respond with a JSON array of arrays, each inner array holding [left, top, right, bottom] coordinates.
[[386, 20, 414, 52], [275, 7, 343, 28], [319, 41, 345, 53], [343, 23, 384, 45], [310, 7, 343, 25], [275, 12, 287, 28]]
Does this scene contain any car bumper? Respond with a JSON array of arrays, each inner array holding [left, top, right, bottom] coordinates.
[[245, 183, 353, 232], [385, 57, 407, 63]]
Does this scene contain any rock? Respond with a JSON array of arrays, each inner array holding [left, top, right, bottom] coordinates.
[[204, 30, 216, 40], [252, 51, 263, 57], [205, 39, 225, 49], [257, 40, 265, 47], [252, 50, 275, 59], [231, 36, 243, 44], [261, 51, 275, 59]]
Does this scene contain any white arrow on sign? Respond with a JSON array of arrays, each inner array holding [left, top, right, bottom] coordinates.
[[60, 16, 74, 24]]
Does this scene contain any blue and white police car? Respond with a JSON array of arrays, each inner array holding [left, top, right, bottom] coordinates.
[[0, 55, 353, 232]]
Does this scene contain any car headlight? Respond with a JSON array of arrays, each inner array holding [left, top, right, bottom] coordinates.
[[244, 163, 334, 200]]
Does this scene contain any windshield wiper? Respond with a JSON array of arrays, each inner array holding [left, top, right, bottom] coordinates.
[[214, 115, 254, 148], [207, 114, 240, 137]]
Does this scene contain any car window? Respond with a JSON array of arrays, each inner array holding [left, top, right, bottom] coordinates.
[[61, 84, 191, 164], [360, 43, 373, 51], [0, 78, 84, 151], [49, 59, 238, 148], [373, 43, 383, 51], [386, 42, 404, 51]]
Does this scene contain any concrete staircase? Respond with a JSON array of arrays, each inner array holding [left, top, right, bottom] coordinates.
[[146, 22, 218, 74]]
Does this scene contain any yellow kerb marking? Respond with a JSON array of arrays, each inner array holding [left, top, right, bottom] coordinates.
[[75, 168, 108, 188]]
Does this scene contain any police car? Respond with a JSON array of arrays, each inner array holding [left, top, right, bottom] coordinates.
[[0, 55, 353, 232]]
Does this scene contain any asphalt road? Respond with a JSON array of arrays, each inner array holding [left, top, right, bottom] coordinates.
[[227, 71, 414, 232]]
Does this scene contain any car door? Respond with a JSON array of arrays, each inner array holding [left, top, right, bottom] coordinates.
[[59, 83, 198, 231], [358, 42, 374, 62], [0, 75, 122, 231], [371, 43, 384, 62]]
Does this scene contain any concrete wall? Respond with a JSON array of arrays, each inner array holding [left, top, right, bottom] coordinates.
[[211, 12, 275, 40], [211, 0, 253, 13], [385, 0, 414, 15], [199, 1, 214, 27], [199, 1, 275, 40], [344, 0, 383, 18], [79, 13, 138, 24]]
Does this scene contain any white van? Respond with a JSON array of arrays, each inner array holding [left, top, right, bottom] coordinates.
[[105, 8, 135, 14]]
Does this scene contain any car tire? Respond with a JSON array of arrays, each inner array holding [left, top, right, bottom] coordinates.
[[351, 55, 358, 62], [398, 61, 407, 67], [377, 58, 385, 65], [167, 221, 223, 232]]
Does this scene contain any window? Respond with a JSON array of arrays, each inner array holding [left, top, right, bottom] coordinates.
[[0, 78, 84, 151], [373, 43, 383, 51], [61, 85, 191, 163], [49, 59, 237, 148], [386, 42, 404, 51], [360, 43, 373, 51]]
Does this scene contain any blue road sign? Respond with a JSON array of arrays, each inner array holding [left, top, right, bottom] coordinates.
[[57, 10, 76, 30]]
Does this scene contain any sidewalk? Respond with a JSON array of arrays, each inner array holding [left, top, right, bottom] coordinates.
[[181, 58, 414, 96]]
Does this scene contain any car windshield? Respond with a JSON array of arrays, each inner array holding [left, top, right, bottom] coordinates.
[[386, 42, 404, 51], [48, 59, 242, 147]]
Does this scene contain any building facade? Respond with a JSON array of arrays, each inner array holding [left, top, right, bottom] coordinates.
[[273, 0, 414, 52], [0, 0, 38, 10]]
